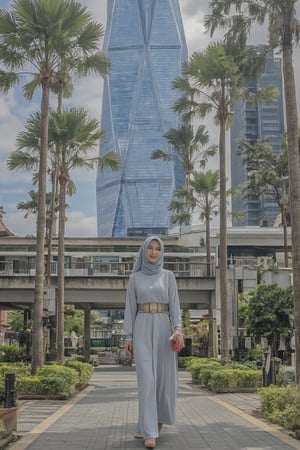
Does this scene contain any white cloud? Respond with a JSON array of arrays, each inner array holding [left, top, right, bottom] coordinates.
[[65, 211, 97, 237], [4, 210, 36, 237]]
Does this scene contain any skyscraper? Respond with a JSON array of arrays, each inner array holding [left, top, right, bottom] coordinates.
[[231, 51, 285, 227], [96, 0, 187, 237]]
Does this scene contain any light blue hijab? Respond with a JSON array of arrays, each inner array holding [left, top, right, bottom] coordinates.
[[132, 235, 164, 275]]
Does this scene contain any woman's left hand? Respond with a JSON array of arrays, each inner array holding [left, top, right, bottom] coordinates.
[[175, 331, 184, 348], [172, 330, 184, 351]]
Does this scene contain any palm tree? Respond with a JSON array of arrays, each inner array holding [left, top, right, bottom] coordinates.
[[49, 108, 121, 363], [0, 206, 4, 220], [0, 0, 109, 373], [169, 170, 219, 357], [17, 190, 56, 239], [46, 18, 109, 287], [172, 42, 277, 361], [151, 123, 216, 189], [10, 108, 121, 363], [205, 0, 300, 383], [169, 171, 219, 270]]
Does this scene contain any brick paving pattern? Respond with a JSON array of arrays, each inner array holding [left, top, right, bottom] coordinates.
[[8, 366, 300, 450]]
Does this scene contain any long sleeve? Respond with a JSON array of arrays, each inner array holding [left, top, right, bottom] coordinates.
[[167, 271, 181, 329], [123, 274, 137, 340]]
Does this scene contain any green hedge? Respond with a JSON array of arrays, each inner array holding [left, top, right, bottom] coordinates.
[[210, 369, 262, 390], [185, 357, 221, 383], [65, 360, 93, 385], [0, 345, 26, 362], [183, 357, 262, 390], [0, 361, 93, 399], [0, 363, 32, 403], [36, 364, 79, 394], [260, 385, 300, 430]]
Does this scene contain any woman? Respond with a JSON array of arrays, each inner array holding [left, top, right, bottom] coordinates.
[[124, 236, 184, 449]]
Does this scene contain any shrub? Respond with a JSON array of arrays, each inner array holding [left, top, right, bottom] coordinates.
[[37, 365, 79, 395], [65, 360, 93, 384], [259, 385, 300, 430], [198, 364, 222, 386], [0, 363, 31, 378], [177, 357, 190, 369], [209, 369, 262, 390], [185, 357, 221, 382], [260, 385, 292, 420], [17, 376, 42, 395], [0, 345, 26, 362], [277, 366, 295, 386], [16, 365, 80, 397], [39, 376, 72, 395], [17, 375, 72, 396]]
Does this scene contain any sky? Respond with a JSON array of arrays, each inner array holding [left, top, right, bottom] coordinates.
[[0, 0, 299, 237]]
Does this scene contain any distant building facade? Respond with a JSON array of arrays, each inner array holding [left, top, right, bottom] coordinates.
[[96, 0, 187, 237], [231, 51, 285, 227]]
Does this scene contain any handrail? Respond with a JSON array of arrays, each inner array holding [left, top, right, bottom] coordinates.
[[0, 260, 215, 278]]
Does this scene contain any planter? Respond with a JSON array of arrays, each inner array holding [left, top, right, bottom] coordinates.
[[295, 429, 300, 440], [0, 407, 18, 437]]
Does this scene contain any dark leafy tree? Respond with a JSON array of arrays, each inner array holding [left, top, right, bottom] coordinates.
[[248, 283, 293, 357]]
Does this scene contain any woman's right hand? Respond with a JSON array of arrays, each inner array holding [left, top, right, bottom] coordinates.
[[125, 339, 133, 355]]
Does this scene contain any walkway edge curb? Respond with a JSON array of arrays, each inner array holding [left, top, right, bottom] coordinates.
[[211, 396, 300, 450], [8, 385, 95, 450]]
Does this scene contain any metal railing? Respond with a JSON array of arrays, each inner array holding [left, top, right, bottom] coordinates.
[[0, 260, 215, 278]]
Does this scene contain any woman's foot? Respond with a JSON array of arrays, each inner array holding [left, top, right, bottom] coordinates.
[[158, 423, 163, 434], [144, 438, 156, 449], [134, 431, 143, 439]]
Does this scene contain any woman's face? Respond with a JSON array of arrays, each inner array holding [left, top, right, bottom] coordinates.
[[146, 239, 161, 264]]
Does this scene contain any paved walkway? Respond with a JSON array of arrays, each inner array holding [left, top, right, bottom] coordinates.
[[7, 366, 300, 450]]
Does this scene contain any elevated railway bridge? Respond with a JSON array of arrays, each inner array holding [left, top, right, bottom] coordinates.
[[0, 236, 216, 313]]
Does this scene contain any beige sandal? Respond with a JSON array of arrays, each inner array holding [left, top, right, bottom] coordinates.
[[144, 438, 156, 449], [158, 423, 163, 434], [134, 431, 143, 439]]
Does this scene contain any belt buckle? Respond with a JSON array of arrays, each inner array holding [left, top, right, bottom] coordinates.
[[149, 302, 158, 313]]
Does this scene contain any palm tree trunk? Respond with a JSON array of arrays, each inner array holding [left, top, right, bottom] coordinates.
[[31, 81, 50, 374], [219, 115, 230, 362], [46, 165, 58, 281], [281, 205, 289, 267], [282, 45, 300, 384], [206, 212, 215, 357], [205, 211, 211, 276], [56, 178, 67, 364]]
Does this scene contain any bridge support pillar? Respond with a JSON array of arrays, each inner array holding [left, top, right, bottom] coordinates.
[[84, 307, 91, 363]]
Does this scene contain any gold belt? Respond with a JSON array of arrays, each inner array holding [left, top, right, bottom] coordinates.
[[138, 302, 169, 313]]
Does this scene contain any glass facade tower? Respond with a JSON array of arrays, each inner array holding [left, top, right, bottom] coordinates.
[[231, 51, 284, 227], [96, 0, 187, 237]]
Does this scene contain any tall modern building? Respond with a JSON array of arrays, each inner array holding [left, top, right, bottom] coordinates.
[[96, 0, 187, 237], [231, 51, 285, 227]]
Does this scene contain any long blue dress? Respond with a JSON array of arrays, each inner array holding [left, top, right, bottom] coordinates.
[[124, 267, 182, 440]]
